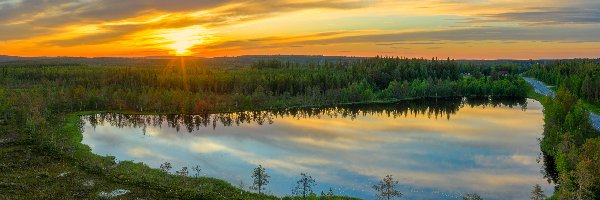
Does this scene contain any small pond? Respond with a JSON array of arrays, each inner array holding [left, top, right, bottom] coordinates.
[[81, 98, 553, 199]]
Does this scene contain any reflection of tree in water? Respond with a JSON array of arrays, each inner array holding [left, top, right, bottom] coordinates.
[[84, 97, 528, 133], [539, 152, 560, 189]]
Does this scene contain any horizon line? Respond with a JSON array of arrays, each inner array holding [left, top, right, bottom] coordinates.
[[2, 54, 598, 61]]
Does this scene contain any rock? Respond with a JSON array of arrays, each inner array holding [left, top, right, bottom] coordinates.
[[82, 180, 95, 187], [98, 189, 130, 198], [57, 172, 70, 177], [0, 138, 15, 145]]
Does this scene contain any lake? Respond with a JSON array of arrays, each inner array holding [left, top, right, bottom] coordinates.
[[81, 98, 553, 199]]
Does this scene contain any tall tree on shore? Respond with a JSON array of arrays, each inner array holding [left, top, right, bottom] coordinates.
[[192, 165, 202, 178], [251, 165, 270, 195], [372, 175, 402, 200], [293, 173, 316, 199], [327, 187, 334, 198], [462, 193, 483, 200], [160, 162, 172, 174]]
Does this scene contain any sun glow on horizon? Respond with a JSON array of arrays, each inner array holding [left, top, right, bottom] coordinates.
[[158, 26, 209, 56]]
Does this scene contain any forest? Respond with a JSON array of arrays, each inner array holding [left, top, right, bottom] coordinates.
[[527, 60, 600, 105], [1, 56, 598, 199], [0, 56, 528, 115], [527, 60, 600, 199]]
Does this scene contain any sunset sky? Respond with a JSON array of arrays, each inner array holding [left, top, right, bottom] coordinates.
[[1, 0, 599, 59]]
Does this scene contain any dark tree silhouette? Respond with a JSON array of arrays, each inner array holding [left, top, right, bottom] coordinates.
[[462, 193, 483, 200], [293, 173, 316, 199], [192, 165, 202, 178], [372, 175, 402, 200], [176, 166, 188, 176], [159, 162, 172, 173], [250, 165, 270, 195], [327, 187, 334, 198]]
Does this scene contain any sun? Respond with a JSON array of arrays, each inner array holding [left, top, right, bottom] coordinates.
[[158, 26, 208, 56]]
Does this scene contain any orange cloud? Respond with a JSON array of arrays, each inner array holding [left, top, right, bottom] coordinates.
[[1, 0, 599, 58]]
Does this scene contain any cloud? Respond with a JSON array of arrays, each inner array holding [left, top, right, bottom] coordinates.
[[197, 25, 600, 52], [447, 0, 600, 25], [472, 8, 600, 25], [127, 146, 173, 160], [0, 24, 53, 40], [2, 0, 600, 58], [42, 24, 600, 48], [295, 26, 600, 44], [473, 154, 536, 168], [42, 25, 141, 46], [0, 0, 372, 42], [375, 42, 444, 45], [0, 0, 231, 25]]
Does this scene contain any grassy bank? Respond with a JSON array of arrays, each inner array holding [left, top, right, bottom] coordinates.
[[1, 113, 277, 199], [1, 111, 361, 199]]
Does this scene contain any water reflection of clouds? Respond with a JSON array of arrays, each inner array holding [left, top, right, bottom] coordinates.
[[127, 147, 173, 161], [82, 99, 551, 200], [473, 154, 536, 168]]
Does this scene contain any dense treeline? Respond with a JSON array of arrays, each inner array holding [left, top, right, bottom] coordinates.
[[540, 88, 600, 199], [527, 60, 600, 104], [530, 60, 600, 199], [0, 55, 363, 69], [0, 57, 528, 114]]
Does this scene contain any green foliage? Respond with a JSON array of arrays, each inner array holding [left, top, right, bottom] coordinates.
[[573, 138, 600, 199], [533, 62, 600, 198], [0, 57, 527, 115], [251, 165, 270, 195], [540, 88, 597, 157], [293, 173, 316, 199], [527, 59, 600, 105]]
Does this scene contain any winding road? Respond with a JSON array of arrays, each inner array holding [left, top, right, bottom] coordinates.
[[523, 77, 600, 131], [523, 77, 556, 98], [590, 113, 600, 131]]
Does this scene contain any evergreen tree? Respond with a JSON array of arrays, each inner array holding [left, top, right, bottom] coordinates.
[[293, 173, 316, 199], [530, 184, 546, 200], [251, 165, 270, 195], [462, 193, 483, 200], [372, 175, 402, 200]]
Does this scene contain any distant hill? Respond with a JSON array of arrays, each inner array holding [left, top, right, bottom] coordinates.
[[0, 55, 28, 62], [0, 55, 364, 68], [1, 55, 598, 69]]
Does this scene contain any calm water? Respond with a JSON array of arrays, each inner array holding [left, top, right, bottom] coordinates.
[[81, 98, 553, 199]]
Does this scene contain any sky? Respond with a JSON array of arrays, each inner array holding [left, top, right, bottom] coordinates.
[[1, 0, 599, 59]]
